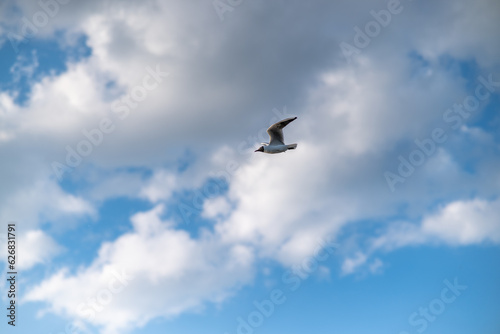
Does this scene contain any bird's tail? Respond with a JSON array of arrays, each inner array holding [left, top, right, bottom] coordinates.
[[287, 143, 297, 150]]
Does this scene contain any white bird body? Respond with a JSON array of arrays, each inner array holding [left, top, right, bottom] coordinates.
[[255, 117, 298, 154], [262, 143, 297, 154]]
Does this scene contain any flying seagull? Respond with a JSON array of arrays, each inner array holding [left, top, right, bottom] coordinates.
[[255, 117, 298, 154]]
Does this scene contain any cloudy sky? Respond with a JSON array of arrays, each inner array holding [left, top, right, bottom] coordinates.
[[0, 0, 499, 333]]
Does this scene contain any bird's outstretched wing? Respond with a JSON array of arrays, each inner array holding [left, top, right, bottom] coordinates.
[[267, 117, 297, 146]]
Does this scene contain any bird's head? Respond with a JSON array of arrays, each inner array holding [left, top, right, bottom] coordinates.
[[254, 146, 265, 153]]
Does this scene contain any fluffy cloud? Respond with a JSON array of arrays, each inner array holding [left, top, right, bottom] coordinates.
[[372, 198, 500, 251], [341, 252, 368, 276], [337, 198, 500, 276], [0, 179, 94, 231], [17, 229, 63, 269], [139, 170, 177, 203], [24, 205, 254, 334], [202, 196, 232, 220], [0, 179, 93, 270]]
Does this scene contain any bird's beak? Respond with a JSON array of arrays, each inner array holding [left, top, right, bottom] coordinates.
[[254, 149, 259, 152]]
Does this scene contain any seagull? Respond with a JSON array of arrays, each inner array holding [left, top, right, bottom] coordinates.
[[255, 117, 298, 154]]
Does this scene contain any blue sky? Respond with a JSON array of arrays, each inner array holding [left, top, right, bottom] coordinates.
[[0, 0, 499, 333]]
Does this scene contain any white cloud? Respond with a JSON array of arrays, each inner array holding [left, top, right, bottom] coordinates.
[[21, 61, 111, 136], [372, 198, 500, 252], [24, 205, 255, 334], [0, 179, 95, 231], [338, 198, 500, 276], [0, 179, 93, 273], [17, 230, 63, 270], [422, 198, 500, 245], [139, 170, 177, 203], [341, 252, 368, 276], [202, 196, 232, 220], [214, 143, 349, 265]]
